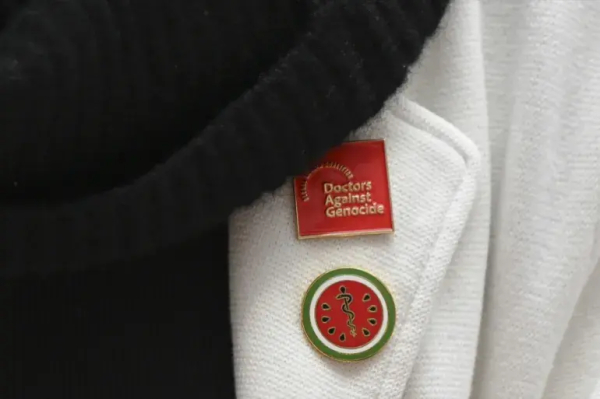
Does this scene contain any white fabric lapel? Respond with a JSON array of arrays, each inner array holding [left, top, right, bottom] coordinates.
[[400, 0, 492, 397], [229, 94, 481, 398]]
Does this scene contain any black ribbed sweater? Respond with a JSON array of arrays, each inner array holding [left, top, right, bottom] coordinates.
[[0, 0, 451, 397]]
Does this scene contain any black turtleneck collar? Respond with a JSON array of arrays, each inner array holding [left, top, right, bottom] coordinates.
[[1, 1, 453, 398], [0, 0, 451, 276]]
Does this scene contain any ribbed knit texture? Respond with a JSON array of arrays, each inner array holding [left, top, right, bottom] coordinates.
[[2, 224, 237, 399], [0, 0, 24, 27], [2, 0, 312, 201], [0, 1, 452, 398], [0, 0, 451, 276]]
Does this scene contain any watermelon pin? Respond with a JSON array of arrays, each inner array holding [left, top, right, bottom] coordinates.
[[302, 268, 396, 361]]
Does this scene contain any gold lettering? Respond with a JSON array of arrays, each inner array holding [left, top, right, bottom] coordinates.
[[319, 180, 384, 218], [321, 181, 374, 197], [323, 203, 387, 218]]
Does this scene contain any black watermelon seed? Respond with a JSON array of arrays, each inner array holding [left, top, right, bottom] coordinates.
[[328, 327, 336, 335], [340, 333, 346, 342]]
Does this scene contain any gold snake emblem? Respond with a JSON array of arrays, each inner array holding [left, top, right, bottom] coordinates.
[[336, 286, 358, 337]]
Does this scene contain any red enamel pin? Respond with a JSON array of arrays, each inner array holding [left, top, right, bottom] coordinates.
[[302, 268, 396, 361], [293, 140, 394, 239]]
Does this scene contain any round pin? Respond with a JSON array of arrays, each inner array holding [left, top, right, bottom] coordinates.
[[302, 268, 396, 362]]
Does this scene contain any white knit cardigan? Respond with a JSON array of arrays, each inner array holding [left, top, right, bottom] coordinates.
[[229, 1, 600, 398]]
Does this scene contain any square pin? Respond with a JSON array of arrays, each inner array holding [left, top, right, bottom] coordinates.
[[293, 140, 394, 239]]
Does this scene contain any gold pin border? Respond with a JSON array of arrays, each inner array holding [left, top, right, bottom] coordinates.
[[293, 139, 395, 240]]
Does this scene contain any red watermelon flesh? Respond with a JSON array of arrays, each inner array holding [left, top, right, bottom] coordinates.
[[315, 280, 384, 348]]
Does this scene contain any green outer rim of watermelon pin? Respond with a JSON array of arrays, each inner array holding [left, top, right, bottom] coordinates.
[[302, 268, 396, 362]]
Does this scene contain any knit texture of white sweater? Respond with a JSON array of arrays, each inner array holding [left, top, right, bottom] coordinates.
[[229, 1, 600, 398]]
